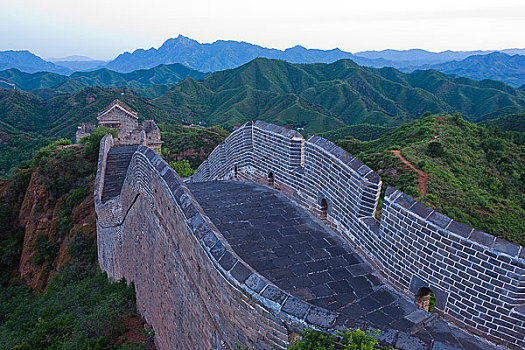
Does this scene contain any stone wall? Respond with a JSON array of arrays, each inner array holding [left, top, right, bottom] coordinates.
[[96, 136, 352, 349], [378, 188, 525, 347], [191, 121, 525, 349]]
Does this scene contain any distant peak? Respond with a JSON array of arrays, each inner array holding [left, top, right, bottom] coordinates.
[[160, 35, 200, 49], [287, 45, 307, 50]]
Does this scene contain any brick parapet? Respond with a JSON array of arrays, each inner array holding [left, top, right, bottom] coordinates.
[[378, 187, 525, 348], [94, 133, 114, 204], [190, 121, 525, 349]]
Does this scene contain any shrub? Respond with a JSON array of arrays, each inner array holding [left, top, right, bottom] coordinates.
[[31, 234, 59, 266], [404, 186, 420, 197], [169, 160, 196, 178], [68, 230, 97, 265], [81, 127, 118, 158], [426, 141, 444, 157], [289, 328, 391, 350]]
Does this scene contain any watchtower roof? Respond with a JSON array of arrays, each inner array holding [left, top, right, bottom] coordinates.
[[97, 99, 138, 119]]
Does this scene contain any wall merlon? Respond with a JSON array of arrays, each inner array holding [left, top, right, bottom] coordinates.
[[254, 120, 303, 139]]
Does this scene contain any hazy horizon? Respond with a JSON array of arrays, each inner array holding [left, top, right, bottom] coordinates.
[[4, 35, 525, 63], [2, 0, 524, 61]]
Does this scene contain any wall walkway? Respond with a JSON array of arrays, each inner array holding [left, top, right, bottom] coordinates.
[[191, 121, 525, 349]]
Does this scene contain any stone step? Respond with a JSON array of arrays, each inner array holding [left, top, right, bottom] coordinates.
[[101, 145, 138, 203]]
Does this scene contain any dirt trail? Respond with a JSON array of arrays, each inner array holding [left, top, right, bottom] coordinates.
[[391, 116, 444, 196], [392, 150, 428, 196], [429, 115, 445, 142]]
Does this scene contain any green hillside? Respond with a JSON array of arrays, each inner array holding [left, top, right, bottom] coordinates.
[[318, 124, 395, 141], [482, 113, 525, 132], [339, 113, 525, 245], [0, 64, 207, 98], [2, 58, 525, 175], [156, 58, 525, 130], [0, 138, 154, 349], [160, 124, 228, 169], [0, 88, 177, 175]]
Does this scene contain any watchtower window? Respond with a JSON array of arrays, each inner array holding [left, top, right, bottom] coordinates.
[[234, 164, 238, 178], [320, 198, 328, 220], [268, 172, 275, 187], [415, 287, 435, 313]]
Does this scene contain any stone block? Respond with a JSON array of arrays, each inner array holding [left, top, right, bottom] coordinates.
[[245, 274, 267, 293], [282, 296, 310, 319], [395, 332, 427, 350], [492, 237, 520, 257], [202, 231, 218, 249], [230, 262, 252, 283], [218, 251, 237, 271], [364, 170, 381, 184], [446, 220, 473, 238], [470, 230, 495, 247], [261, 285, 286, 304], [188, 212, 212, 239], [211, 241, 226, 260], [428, 211, 451, 229], [305, 306, 336, 328], [409, 201, 434, 219], [432, 341, 461, 350], [395, 193, 415, 209]]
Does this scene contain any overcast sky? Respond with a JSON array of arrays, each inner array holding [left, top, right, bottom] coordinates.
[[1, 0, 524, 60]]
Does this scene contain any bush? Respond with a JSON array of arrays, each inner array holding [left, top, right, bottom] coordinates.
[[68, 230, 97, 265], [31, 234, 59, 266], [81, 127, 118, 158], [289, 329, 391, 350], [0, 268, 138, 349], [169, 160, 196, 178], [404, 186, 420, 197], [426, 141, 444, 157]]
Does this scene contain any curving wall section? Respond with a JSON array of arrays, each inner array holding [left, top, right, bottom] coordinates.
[[95, 135, 299, 349], [97, 134, 381, 350], [192, 121, 525, 349]]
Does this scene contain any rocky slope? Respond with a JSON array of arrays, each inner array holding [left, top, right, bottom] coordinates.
[[0, 139, 155, 349]]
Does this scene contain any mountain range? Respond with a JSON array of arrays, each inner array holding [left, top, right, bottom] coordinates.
[[404, 52, 525, 87], [0, 50, 70, 75], [1, 57, 524, 175], [2, 58, 524, 137], [151, 58, 525, 130], [0, 64, 207, 98], [104, 36, 525, 74], [2, 36, 524, 88], [355, 48, 525, 67]]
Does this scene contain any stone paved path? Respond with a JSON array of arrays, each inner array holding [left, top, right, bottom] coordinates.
[[188, 181, 499, 350], [101, 145, 138, 203]]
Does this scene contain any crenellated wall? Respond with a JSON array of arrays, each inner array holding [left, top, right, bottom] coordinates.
[[191, 121, 525, 349]]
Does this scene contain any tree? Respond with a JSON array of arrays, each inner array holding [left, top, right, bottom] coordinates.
[[169, 160, 196, 178], [80, 127, 118, 158]]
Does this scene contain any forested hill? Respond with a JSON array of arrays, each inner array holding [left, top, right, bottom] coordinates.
[[155, 58, 525, 130], [0, 87, 167, 175], [0, 63, 207, 99], [1, 58, 525, 175], [404, 52, 525, 88], [0, 135, 157, 348], [339, 113, 525, 245]]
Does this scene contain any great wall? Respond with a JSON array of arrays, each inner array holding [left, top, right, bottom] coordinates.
[[95, 120, 525, 350]]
